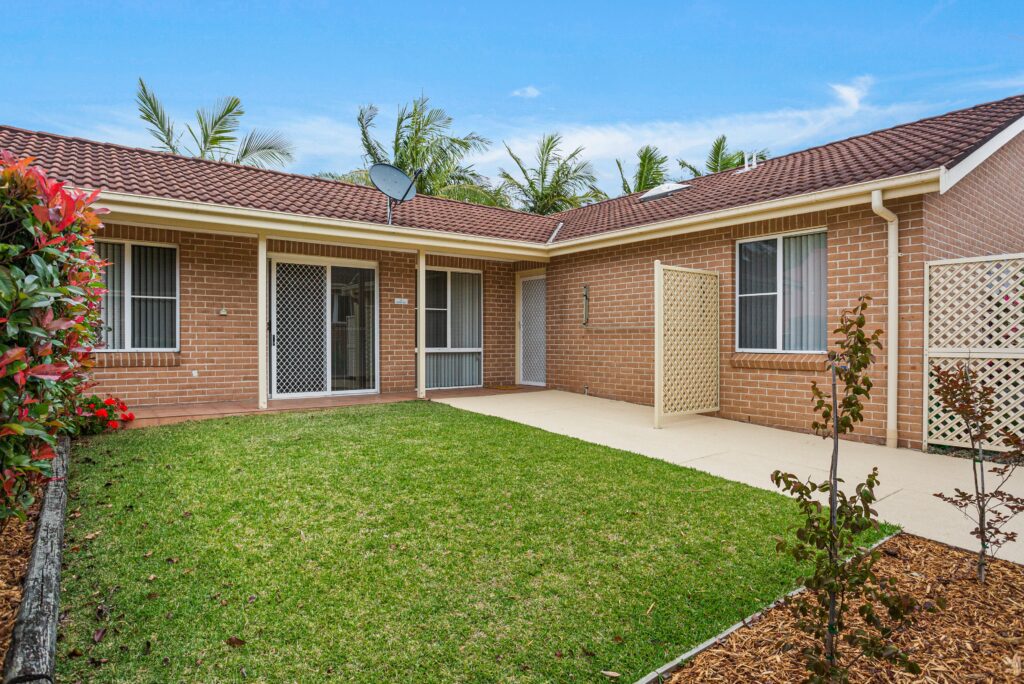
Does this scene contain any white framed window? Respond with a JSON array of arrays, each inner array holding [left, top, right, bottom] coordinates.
[[425, 268, 483, 388], [95, 240, 179, 352], [735, 229, 827, 353]]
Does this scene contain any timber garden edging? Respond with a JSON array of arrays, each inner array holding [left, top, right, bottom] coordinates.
[[3, 437, 69, 684]]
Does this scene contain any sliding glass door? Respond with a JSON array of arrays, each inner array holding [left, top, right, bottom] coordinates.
[[330, 266, 375, 391], [271, 259, 377, 397]]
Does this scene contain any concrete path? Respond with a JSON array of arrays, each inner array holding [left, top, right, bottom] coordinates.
[[436, 390, 1024, 564]]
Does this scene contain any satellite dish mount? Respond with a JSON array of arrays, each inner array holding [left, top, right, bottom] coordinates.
[[369, 164, 422, 225]]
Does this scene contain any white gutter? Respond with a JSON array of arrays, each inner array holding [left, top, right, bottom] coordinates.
[[548, 168, 940, 256], [95, 190, 552, 262], [871, 190, 900, 448]]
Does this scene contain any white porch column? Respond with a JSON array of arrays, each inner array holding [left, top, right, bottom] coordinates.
[[257, 233, 269, 409], [416, 249, 427, 399]]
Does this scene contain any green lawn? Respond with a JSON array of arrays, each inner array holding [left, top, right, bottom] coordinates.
[[59, 401, 821, 683]]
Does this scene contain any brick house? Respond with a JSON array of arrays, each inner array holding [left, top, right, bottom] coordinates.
[[3, 94, 1024, 449]]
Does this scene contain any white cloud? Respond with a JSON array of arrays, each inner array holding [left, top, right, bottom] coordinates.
[[829, 75, 873, 111], [40, 75, 933, 194], [273, 114, 364, 175], [967, 72, 1024, 91], [511, 85, 541, 99], [473, 75, 928, 190]]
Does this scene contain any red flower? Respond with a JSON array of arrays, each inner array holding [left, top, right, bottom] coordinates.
[[106, 420, 119, 430], [103, 397, 116, 406], [95, 408, 108, 419], [120, 412, 135, 422]]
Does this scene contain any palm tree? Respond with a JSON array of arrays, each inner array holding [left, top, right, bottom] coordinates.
[[677, 135, 768, 178], [616, 145, 670, 195], [135, 78, 294, 169], [322, 95, 507, 207], [497, 134, 607, 215]]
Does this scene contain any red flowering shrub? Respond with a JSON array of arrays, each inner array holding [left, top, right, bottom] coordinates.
[[1, 151, 106, 528], [74, 394, 135, 435]]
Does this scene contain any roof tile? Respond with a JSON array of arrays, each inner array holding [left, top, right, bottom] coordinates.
[[2, 92, 1023, 246]]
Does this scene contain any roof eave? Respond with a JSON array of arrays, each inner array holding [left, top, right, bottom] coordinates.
[[547, 168, 942, 256], [939, 111, 1024, 193], [95, 190, 552, 261], [93, 168, 942, 260]]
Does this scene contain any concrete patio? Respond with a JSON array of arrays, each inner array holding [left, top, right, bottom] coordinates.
[[437, 390, 1024, 564]]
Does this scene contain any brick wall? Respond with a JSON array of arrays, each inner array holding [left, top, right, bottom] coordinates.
[[547, 198, 927, 447], [923, 131, 1024, 260], [91, 227, 523, 404], [92, 224, 260, 406]]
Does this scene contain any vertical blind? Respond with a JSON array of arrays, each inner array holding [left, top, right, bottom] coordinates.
[[450, 272, 482, 348], [131, 245, 177, 349], [96, 242, 125, 349], [95, 242, 177, 350], [737, 233, 826, 352], [783, 232, 827, 351], [425, 270, 483, 388]]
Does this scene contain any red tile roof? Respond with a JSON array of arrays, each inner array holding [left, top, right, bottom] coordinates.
[[0, 126, 559, 244], [2, 93, 1023, 246], [552, 94, 1024, 242]]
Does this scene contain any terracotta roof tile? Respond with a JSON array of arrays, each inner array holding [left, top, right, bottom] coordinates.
[[2, 93, 1023, 246], [0, 127, 559, 244], [550, 93, 1024, 241]]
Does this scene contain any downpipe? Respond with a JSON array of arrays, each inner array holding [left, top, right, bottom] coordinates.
[[871, 190, 900, 448]]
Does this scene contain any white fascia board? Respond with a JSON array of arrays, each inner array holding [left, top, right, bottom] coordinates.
[[96, 190, 551, 261], [940, 113, 1024, 194]]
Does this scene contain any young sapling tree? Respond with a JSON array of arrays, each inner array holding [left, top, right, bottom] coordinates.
[[932, 361, 1024, 583], [772, 296, 927, 682]]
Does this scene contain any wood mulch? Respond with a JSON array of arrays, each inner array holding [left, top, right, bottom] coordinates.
[[671, 534, 1024, 683], [0, 509, 37, 660]]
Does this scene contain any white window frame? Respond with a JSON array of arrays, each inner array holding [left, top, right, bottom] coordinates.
[[735, 227, 827, 354], [425, 267, 484, 389], [94, 239, 180, 353]]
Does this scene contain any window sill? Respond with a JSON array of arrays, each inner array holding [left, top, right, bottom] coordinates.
[[730, 352, 826, 372], [93, 352, 181, 369]]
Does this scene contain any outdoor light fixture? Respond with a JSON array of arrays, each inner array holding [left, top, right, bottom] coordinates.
[[582, 285, 589, 326]]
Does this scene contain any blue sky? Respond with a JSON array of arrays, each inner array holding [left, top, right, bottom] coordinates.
[[5, 0, 1024, 193]]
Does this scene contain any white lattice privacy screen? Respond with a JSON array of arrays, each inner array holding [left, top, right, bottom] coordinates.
[[926, 254, 1024, 449], [654, 262, 720, 427], [274, 262, 328, 395]]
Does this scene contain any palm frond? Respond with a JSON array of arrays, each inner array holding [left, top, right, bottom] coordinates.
[[135, 78, 179, 154], [188, 96, 244, 159], [677, 158, 704, 178], [499, 134, 604, 214], [357, 105, 389, 165], [616, 159, 632, 195], [233, 129, 294, 169], [313, 169, 373, 185]]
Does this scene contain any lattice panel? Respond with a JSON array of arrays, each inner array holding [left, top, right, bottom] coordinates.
[[274, 262, 327, 395], [928, 257, 1024, 351], [927, 357, 1024, 449], [926, 255, 1024, 449], [659, 266, 719, 417], [520, 277, 546, 385]]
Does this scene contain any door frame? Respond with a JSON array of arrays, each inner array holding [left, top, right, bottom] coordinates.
[[269, 253, 380, 399], [515, 269, 547, 386]]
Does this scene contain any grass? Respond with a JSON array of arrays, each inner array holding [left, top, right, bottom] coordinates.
[[58, 401, 873, 683]]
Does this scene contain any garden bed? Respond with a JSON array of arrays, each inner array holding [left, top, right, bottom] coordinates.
[[0, 509, 38, 657], [669, 534, 1024, 683]]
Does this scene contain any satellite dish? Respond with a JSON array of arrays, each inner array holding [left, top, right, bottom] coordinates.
[[369, 163, 420, 224]]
